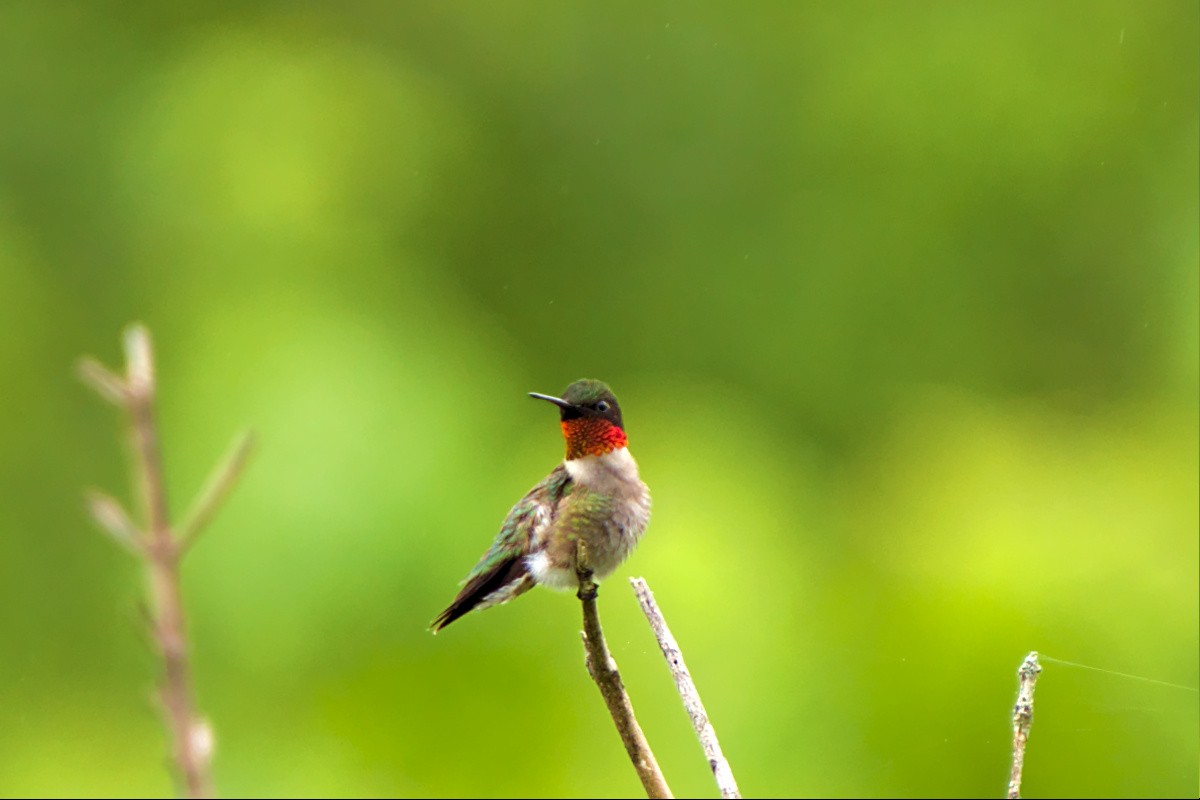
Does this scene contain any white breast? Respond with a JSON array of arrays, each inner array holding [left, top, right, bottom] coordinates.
[[564, 446, 641, 491], [561, 446, 651, 581]]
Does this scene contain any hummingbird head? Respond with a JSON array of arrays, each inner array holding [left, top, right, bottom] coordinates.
[[529, 379, 628, 460]]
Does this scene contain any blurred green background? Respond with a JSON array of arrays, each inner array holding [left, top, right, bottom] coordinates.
[[1, 1, 1196, 797]]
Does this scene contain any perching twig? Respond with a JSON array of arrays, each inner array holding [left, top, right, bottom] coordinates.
[[631, 578, 741, 799], [80, 323, 253, 798], [576, 543, 672, 799], [1007, 651, 1042, 799]]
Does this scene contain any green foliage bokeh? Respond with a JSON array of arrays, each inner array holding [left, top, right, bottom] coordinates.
[[1, 2, 1196, 797]]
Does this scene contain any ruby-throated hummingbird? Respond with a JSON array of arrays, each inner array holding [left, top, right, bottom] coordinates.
[[431, 379, 651, 632]]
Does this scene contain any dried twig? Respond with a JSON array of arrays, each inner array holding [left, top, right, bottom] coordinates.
[[576, 543, 672, 799], [80, 323, 253, 798], [1007, 651, 1042, 799], [631, 578, 740, 799]]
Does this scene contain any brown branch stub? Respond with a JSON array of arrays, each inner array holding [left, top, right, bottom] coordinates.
[[77, 358, 129, 405], [80, 323, 250, 799], [576, 542, 672, 799], [85, 489, 145, 554], [124, 323, 156, 398], [1007, 651, 1042, 799], [631, 577, 741, 799]]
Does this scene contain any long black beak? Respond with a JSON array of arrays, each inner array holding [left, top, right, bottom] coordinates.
[[529, 392, 574, 411]]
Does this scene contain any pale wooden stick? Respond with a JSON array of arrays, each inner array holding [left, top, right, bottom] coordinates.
[[631, 577, 741, 799], [1007, 651, 1042, 799]]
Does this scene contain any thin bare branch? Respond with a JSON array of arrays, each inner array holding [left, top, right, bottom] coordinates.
[[178, 430, 256, 553], [84, 489, 145, 554], [576, 543, 672, 799], [1007, 651, 1042, 799], [631, 578, 740, 799], [81, 324, 215, 798], [78, 358, 129, 405]]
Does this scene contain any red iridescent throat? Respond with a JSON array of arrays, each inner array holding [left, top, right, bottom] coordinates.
[[562, 417, 627, 460]]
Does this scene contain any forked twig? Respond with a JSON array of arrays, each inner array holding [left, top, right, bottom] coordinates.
[[80, 323, 253, 798]]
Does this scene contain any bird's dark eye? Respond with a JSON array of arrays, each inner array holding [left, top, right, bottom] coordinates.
[[596, 400, 611, 413]]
